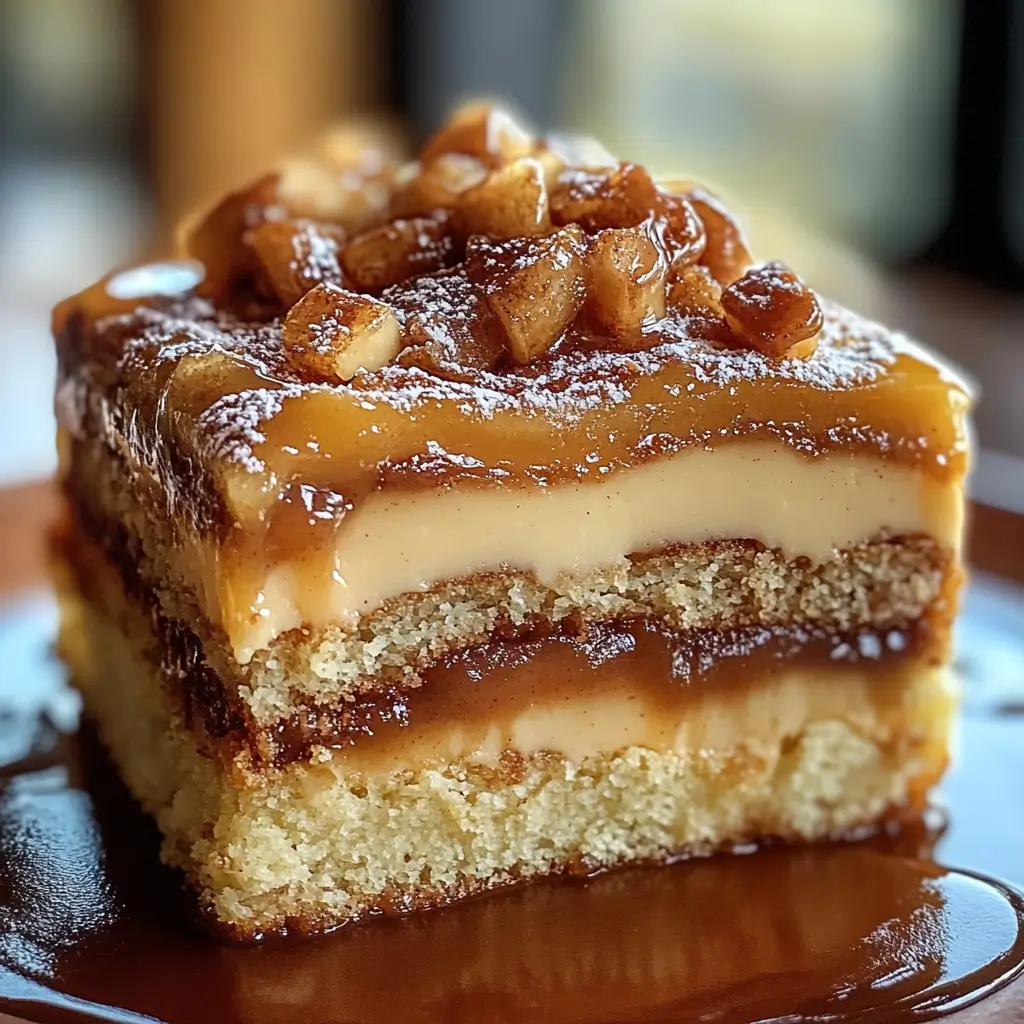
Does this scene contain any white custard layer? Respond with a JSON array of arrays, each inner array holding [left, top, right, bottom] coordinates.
[[221, 442, 962, 661]]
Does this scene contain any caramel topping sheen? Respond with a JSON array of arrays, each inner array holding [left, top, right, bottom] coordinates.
[[722, 261, 823, 357], [54, 288, 970, 535], [51, 101, 972, 548]]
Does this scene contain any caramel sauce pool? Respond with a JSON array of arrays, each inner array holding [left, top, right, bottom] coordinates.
[[1, 601, 1023, 1023]]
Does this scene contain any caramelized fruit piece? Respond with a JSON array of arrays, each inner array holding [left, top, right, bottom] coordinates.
[[245, 218, 346, 305], [390, 154, 488, 218], [721, 261, 822, 358], [318, 119, 404, 174], [389, 270, 506, 376], [658, 181, 751, 285], [551, 173, 704, 269], [686, 187, 752, 286], [453, 157, 550, 240], [532, 149, 568, 190], [466, 228, 586, 364], [652, 193, 706, 272], [530, 134, 615, 192], [584, 225, 668, 345], [667, 264, 724, 317], [341, 214, 453, 293], [175, 117, 826, 374], [550, 163, 661, 232], [277, 158, 392, 235], [177, 174, 281, 299], [420, 100, 535, 167], [283, 282, 402, 381]]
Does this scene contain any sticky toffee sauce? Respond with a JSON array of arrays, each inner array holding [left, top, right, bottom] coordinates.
[[273, 617, 937, 770], [0, 623, 1022, 1024]]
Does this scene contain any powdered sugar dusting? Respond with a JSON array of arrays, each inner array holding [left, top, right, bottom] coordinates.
[[385, 269, 486, 349], [62, 288, 966, 533], [648, 299, 897, 391], [306, 316, 350, 355], [103, 300, 285, 379], [199, 386, 299, 472], [85, 295, 927, 450], [290, 222, 342, 287], [325, 298, 899, 425]]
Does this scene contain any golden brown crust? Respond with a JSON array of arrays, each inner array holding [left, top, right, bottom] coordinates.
[[202, 811, 937, 944]]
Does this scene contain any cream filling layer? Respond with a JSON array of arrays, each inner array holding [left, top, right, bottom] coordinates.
[[219, 443, 962, 661], [313, 663, 956, 778]]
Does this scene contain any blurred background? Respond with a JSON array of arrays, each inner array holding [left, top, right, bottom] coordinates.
[[0, 0, 1022, 507]]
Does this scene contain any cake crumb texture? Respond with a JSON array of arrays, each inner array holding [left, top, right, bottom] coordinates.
[[246, 535, 952, 720], [65, 437, 954, 722], [60, 572, 954, 939]]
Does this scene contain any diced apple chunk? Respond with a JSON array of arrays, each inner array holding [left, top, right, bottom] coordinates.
[[318, 119, 404, 174], [721, 261, 822, 358], [550, 163, 661, 232], [245, 218, 346, 305], [341, 215, 453, 293], [453, 157, 550, 240], [283, 283, 402, 381], [666, 264, 723, 317], [584, 225, 668, 345], [390, 154, 488, 218], [654, 193, 706, 271], [659, 182, 752, 286], [466, 227, 587, 364], [177, 174, 281, 299], [277, 158, 391, 235], [388, 270, 506, 376], [420, 101, 535, 166]]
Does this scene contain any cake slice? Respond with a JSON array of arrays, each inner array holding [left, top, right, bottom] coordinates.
[[53, 105, 971, 940]]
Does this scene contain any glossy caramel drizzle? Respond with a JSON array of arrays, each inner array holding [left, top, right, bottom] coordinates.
[[54, 281, 971, 544], [53, 101, 972, 560]]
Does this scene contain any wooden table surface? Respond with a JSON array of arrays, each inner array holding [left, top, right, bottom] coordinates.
[[0, 479, 1022, 1024]]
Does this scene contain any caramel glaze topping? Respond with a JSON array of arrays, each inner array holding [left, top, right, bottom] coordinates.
[[52, 103, 971, 542]]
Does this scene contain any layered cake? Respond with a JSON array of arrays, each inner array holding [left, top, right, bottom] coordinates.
[[53, 104, 971, 939]]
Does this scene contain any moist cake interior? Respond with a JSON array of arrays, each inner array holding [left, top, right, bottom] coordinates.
[[52, 102, 971, 939]]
